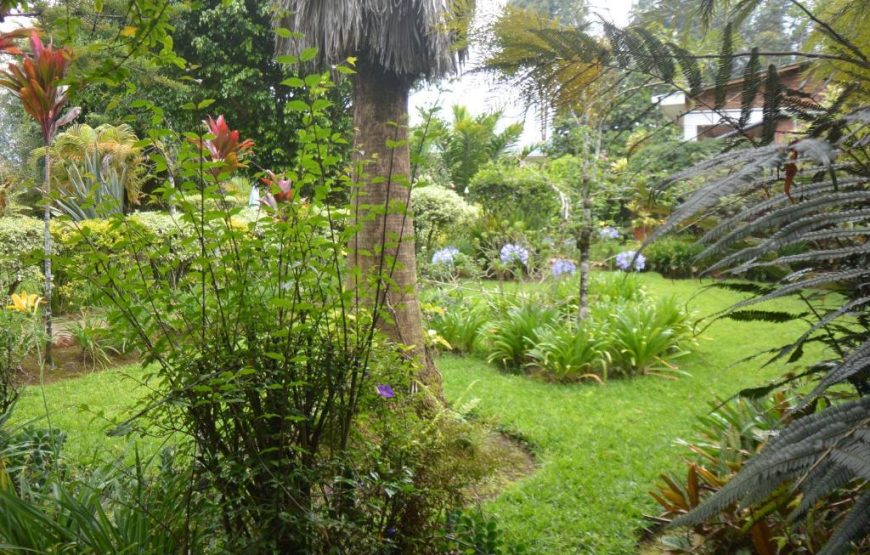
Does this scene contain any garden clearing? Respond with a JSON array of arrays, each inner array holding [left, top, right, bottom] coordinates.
[[12, 273, 828, 554]]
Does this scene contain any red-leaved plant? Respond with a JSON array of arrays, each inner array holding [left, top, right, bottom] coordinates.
[[198, 115, 254, 177], [0, 32, 78, 142], [0, 31, 78, 367], [259, 170, 294, 210]]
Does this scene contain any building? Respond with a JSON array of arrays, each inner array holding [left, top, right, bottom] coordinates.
[[653, 63, 826, 142]]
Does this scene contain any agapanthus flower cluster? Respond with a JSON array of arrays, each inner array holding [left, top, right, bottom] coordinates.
[[500, 243, 530, 266], [615, 250, 646, 272], [431, 246, 460, 266], [599, 226, 620, 240], [551, 258, 577, 277]]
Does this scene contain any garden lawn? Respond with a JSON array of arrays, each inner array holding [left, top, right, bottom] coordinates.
[[11, 364, 166, 464], [440, 273, 830, 554], [9, 273, 829, 553]]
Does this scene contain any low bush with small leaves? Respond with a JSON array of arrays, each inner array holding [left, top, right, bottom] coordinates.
[[643, 237, 704, 279]]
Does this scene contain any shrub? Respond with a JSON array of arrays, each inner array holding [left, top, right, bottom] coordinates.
[[411, 185, 478, 252], [643, 237, 703, 278], [527, 321, 608, 382], [55, 92, 488, 553], [0, 216, 43, 293], [467, 163, 561, 230]]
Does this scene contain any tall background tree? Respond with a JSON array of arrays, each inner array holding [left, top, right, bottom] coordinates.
[[277, 0, 475, 392]]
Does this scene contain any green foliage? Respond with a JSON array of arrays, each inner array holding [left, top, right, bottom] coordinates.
[[596, 297, 691, 378], [643, 237, 704, 278], [0, 450, 205, 554], [40, 63, 484, 553], [589, 272, 645, 303], [54, 150, 126, 221], [486, 298, 559, 371], [0, 216, 42, 293], [411, 184, 478, 251], [34, 123, 144, 208], [67, 312, 117, 370], [527, 321, 607, 382], [468, 163, 562, 230], [430, 302, 489, 355], [441, 508, 529, 554], [0, 306, 42, 414]]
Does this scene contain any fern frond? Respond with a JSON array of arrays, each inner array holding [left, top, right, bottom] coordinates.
[[696, 178, 866, 246], [771, 296, 870, 366], [667, 43, 702, 96], [727, 268, 870, 311], [761, 65, 782, 145], [701, 206, 870, 271], [646, 146, 784, 244], [714, 23, 733, 110], [725, 310, 807, 324], [799, 340, 870, 407], [672, 397, 870, 527], [816, 491, 870, 555], [739, 48, 761, 129], [789, 463, 854, 521]]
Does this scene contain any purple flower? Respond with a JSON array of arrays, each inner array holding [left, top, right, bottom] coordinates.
[[432, 246, 459, 266], [599, 226, 620, 240], [615, 250, 646, 272], [376, 384, 395, 398], [500, 243, 529, 266], [551, 258, 577, 277], [386, 527, 397, 538]]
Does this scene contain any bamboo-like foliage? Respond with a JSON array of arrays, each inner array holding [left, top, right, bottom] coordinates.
[[274, 0, 474, 78]]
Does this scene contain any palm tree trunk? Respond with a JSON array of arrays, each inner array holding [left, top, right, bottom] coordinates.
[[43, 148, 53, 368], [349, 60, 440, 393]]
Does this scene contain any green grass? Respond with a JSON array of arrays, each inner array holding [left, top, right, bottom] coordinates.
[[8, 272, 830, 553], [11, 364, 165, 464], [439, 273, 829, 554]]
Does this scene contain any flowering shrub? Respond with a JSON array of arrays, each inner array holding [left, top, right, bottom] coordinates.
[[432, 246, 460, 266], [615, 250, 646, 272], [550, 258, 577, 278], [599, 226, 620, 240], [500, 243, 530, 266]]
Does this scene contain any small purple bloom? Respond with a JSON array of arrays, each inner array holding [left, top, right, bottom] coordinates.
[[376, 384, 395, 398], [615, 250, 646, 272], [500, 243, 530, 266], [432, 246, 459, 266], [551, 258, 577, 277], [599, 226, 620, 240], [386, 527, 397, 538]]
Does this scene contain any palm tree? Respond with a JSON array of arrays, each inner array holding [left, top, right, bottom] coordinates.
[[276, 0, 474, 392], [33, 123, 144, 209]]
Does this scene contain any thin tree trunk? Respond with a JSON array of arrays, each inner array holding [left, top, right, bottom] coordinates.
[[43, 149, 53, 368], [350, 60, 440, 393], [578, 194, 592, 322]]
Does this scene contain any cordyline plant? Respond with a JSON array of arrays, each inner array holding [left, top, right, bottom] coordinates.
[[196, 114, 254, 178], [0, 32, 78, 367]]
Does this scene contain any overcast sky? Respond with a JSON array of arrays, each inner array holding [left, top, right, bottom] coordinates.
[[409, 0, 636, 147]]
